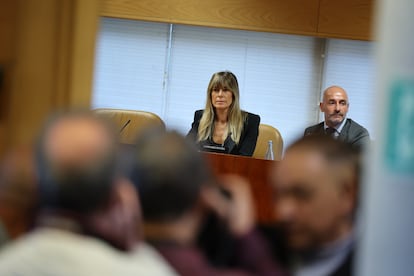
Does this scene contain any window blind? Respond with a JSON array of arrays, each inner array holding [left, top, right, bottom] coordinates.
[[92, 18, 169, 117]]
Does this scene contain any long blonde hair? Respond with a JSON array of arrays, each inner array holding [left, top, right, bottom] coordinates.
[[197, 71, 246, 144]]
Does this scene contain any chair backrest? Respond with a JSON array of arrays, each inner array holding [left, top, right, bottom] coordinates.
[[94, 108, 165, 144], [252, 124, 283, 160]]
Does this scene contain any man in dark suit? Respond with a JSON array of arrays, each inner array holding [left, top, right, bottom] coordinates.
[[304, 86, 370, 150]]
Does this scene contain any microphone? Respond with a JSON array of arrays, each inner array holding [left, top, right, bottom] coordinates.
[[119, 119, 131, 133]]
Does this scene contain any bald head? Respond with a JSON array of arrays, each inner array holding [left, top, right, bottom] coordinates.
[[322, 86, 348, 100], [320, 86, 350, 128], [44, 115, 114, 169], [36, 111, 118, 213]]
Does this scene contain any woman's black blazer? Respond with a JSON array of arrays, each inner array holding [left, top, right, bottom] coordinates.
[[187, 110, 260, 156]]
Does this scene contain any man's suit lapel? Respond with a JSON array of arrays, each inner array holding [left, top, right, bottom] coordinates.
[[338, 119, 350, 142], [316, 122, 325, 135]]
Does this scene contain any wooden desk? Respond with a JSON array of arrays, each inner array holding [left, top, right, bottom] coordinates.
[[202, 152, 277, 225]]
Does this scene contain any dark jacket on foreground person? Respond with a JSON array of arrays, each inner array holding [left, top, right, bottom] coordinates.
[[151, 229, 286, 276]]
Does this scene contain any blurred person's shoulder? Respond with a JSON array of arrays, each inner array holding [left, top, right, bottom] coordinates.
[[0, 228, 175, 276]]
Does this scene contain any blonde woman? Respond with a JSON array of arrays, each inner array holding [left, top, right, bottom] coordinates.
[[187, 71, 260, 156]]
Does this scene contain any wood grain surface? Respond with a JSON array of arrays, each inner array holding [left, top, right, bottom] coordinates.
[[318, 0, 375, 40], [101, 0, 319, 36], [203, 152, 277, 224]]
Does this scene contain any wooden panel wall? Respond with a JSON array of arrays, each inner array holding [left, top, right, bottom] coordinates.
[[101, 0, 320, 36], [0, 0, 100, 152], [318, 0, 375, 40], [0, 0, 18, 154], [101, 0, 375, 40], [0, 0, 17, 63]]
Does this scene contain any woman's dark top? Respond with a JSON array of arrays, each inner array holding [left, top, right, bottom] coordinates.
[[187, 110, 260, 156]]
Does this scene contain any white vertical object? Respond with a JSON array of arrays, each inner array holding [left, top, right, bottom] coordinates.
[[265, 140, 274, 160], [357, 0, 414, 275]]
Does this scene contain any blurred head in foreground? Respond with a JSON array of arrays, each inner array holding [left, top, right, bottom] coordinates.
[[272, 135, 359, 252], [36, 110, 118, 213], [35, 110, 139, 250], [130, 129, 211, 227]]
